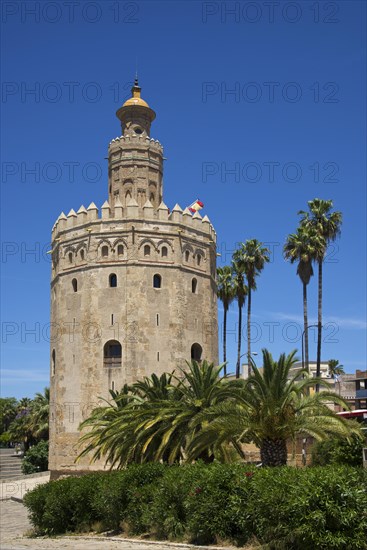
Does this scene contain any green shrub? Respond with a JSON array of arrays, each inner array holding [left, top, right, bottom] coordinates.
[[91, 463, 166, 532], [0, 432, 11, 446], [148, 462, 207, 541], [24, 473, 103, 534], [22, 441, 49, 474], [244, 466, 367, 549], [184, 462, 254, 545], [24, 463, 166, 535], [24, 464, 367, 548], [23, 480, 50, 529], [312, 434, 364, 467]]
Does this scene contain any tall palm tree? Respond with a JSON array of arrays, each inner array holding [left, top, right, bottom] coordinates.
[[217, 266, 235, 375], [188, 350, 361, 467], [18, 397, 32, 411], [284, 226, 321, 374], [299, 199, 342, 390], [29, 387, 49, 440], [234, 240, 270, 376], [328, 359, 345, 397], [231, 258, 248, 379], [328, 359, 345, 378]]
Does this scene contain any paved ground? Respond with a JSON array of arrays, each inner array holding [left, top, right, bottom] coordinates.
[[0, 500, 236, 550], [0, 473, 50, 501]]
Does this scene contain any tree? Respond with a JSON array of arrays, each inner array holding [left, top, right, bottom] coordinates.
[[216, 266, 235, 375], [188, 349, 361, 467], [0, 398, 18, 434], [328, 359, 345, 396], [29, 387, 49, 441], [231, 258, 248, 379], [299, 199, 342, 390], [328, 359, 345, 378], [284, 226, 322, 374], [234, 240, 270, 376], [6, 391, 50, 450], [78, 361, 235, 468], [7, 406, 34, 452]]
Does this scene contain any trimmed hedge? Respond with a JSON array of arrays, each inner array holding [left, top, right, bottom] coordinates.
[[24, 463, 367, 549]]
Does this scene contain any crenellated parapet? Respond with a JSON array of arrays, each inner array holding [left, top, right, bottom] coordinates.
[[52, 200, 215, 239], [51, 200, 217, 279], [108, 134, 163, 153]]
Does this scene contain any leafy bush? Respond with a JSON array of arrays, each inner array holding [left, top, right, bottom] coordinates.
[[243, 466, 367, 549], [312, 434, 364, 467], [22, 440, 49, 474], [24, 473, 105, 534], [24, 463, 165, 535], [183, 462, 254, 545], [0, 431, 11, 446], [148, 462, 208, 541], [24, 464, 367, 548], [91, 463, 165, 532]]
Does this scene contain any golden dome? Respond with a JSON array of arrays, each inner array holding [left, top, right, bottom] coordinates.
[[122, 78, 150, 108], [122, 96, 150, 108]]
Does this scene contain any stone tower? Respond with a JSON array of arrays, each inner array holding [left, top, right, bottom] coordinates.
[[49, 80, 218, 477]]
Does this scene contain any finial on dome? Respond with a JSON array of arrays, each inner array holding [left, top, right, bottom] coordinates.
[[131, 77, 141, 99]]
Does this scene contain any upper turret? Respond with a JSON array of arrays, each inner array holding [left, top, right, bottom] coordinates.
[[108, 79, 163, 210], [115, 78, 156, 138]]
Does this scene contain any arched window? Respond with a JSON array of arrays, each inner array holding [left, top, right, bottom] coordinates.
[[72, 278, 77, 292], [80, 249, 85, 261], [185, 250, 190, 262], [191, 343, 202, 362], [101, 245, 109, 258], [196, 254, 202, 266], [51, 349, 56, 376], [109, 273, 117, 288], [144, 245, 151, 256], [150, 192, 155, 203], [68, 252, 73, 264], [117, 244, 124, 256], [161, 246, 168, 258], [103, 340, 122, 368], [153, 274, 162, 289], [125, 190, 131, 201], [192, 278, 197, 293]]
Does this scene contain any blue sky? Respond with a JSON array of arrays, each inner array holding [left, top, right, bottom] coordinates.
[[1, 0, 366, 398]]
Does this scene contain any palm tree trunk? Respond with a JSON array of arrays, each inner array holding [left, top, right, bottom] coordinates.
[[223, 307, 227, 376], [303, 283, 309, 374], [236, 302, 242, 379], [247, 287, 252, 378], [260, 438, 287, 466], [316, 259, 323, 392]]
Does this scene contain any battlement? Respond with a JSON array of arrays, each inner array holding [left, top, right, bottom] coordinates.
[[52, 200, 216, 242], [108, 134, 163, 153]]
